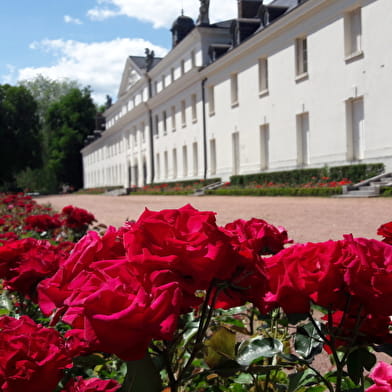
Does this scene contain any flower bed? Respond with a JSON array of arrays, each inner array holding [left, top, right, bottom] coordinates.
[[1, 193, 392, 392]]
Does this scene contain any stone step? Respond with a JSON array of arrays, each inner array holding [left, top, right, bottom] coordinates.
[[335, 192, 378, 198]]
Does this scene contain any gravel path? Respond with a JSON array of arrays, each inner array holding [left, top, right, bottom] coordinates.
[[35, 194, 391, 243]]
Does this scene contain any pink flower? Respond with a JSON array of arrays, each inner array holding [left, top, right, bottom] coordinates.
[[367, 362, 392, 392]]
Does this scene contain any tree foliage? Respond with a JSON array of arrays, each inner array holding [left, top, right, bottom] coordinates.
[[2, 76, 96, 193], [45, 87, 96, 190], [0, 84, 41, 189], [19, 75, 81, 121]]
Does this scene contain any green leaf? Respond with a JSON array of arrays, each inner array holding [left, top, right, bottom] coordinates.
[[236, 337, 283, 367], [233, 373, 253, 385], [294, 321, 324, 360], [288, 369, 319, 392], [205, 326, 236, 369], [0, 291, 13, 313], [73, 353, 107, 368], [347, 348, 376, 385]]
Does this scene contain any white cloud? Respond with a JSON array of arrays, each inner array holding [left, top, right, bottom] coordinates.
[[1, 64, 17, 84], [87, 8, 121, 21], [18, 38, 168, 104], [87, 0, 238, 28], [64, 15, 83, 25]]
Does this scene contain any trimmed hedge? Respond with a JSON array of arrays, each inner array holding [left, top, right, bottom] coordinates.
[[205, 187, 342, 197], [380, 187, 392, 197], [230, 163, 384, 187], [328, 163, 384, 183]]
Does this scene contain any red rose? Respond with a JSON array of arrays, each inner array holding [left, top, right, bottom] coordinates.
[[377, 222, 392, 245], [24, 214, 62, 232], [61, 205, 96, 231], [124, 204, 237, 295], [213, 218, 290, 311], [367, 362, 392, 392], [38, 226, 126, 316], [323, 308, 392, 352], [61, 377, 120, 392], [0, 315, 72, 392], [0, 238, 72, 298], [223, 218, 291, 257], [341, 236, 392, 316], [58, 260, 181, 360], [264, 240, 347, 313]]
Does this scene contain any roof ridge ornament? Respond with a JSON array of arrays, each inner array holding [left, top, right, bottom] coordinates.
[[196, 0, 210, 26]]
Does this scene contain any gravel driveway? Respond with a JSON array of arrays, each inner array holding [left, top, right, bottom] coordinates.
[[35, 194, 391, 243]]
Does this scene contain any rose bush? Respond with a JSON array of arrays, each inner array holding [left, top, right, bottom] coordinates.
[[1, 195, 392, 392], [0, 238, 73, 298]]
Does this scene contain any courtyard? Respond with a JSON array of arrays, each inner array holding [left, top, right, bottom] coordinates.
[[36, 194, 391, 243]]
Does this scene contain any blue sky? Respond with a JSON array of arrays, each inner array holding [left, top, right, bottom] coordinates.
[[0, 1, 270, 103]]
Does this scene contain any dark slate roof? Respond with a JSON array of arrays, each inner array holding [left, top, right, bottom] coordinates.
[[211, 19, 234, 29], [129, 55, 162, 70], [269, 0, 300, 10]]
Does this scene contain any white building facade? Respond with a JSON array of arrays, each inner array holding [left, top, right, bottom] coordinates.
[[82, 0, 392, 189]]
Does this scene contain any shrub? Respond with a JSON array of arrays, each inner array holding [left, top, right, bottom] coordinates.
[[230, 163, 384, 187], [206, 187, 342, 197]]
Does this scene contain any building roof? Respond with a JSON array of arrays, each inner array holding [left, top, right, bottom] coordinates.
[[129, 55, 162, 71], [269, 0, 301, 10]]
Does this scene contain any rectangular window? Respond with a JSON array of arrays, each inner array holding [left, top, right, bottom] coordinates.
[[344, 8, 362, 58], [192, 142, 198, 177], [141, 122, 146, 143], [210, 139, 217, 175], [258, 58, 269, 94], [181, 100, 186, 127], [171, 106, 176, 132], [171, 67, 175, 83], [232, 132, 240, 175], [231, 73, 239, 106], [172, 148, 177, 179], [163, 111, 167, 135], [156, 153, 160, 180], [154, 115, 159, 136], [208, 86, 215, 115], [182, 145, 188, 177], [295, 37, 308, 77], [191, 50, 196, 68], [260, 124, 269, 170], [296, 113, 310, 166], [181, 59, 185, 75], [154, 81, 159, 94], [164, 151, 168, 178], [191, 94, 197, 123], [346, 97, 365, 161], [162, 75, 166, 89]]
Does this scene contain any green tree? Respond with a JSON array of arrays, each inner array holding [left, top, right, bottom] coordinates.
[[19, 75, 81, 121], [0, 84, 41, 190], [46, 87, 96, 190]]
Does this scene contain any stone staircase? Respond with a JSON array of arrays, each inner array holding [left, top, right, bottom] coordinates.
[[104, 187, 127, 196], [193, 181, 225, 196], [338, 172, 392, 198]]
